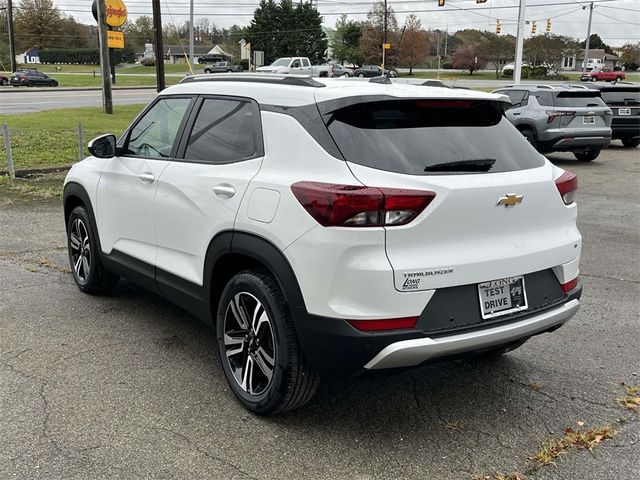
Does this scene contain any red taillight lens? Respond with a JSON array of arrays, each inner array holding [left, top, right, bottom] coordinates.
[[291, 181, 435, 227], [347, 316, 418, 332], [546, 110, 575, 124], [561, 277, 579, 293], [555, 171, 577, 205]]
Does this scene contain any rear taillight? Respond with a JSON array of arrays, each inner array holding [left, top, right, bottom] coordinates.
[[555, 171, 577, 205], [561, 277, 579, 293], [290, 181, 435, 227], [347, 316, 418, 332], [546, 110, 575, 124]]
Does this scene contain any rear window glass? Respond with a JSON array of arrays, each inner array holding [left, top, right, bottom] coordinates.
[[325, 99, 544, 175], [599, 88, 640, 105], [553, 92, 606, 108]]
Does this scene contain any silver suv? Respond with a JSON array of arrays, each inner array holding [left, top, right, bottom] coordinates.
[[493, 85, 612, 161]]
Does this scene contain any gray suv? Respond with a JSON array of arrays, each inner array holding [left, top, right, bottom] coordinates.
[[493, 85, 612, 161]]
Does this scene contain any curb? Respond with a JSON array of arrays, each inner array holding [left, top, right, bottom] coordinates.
[[0, 166, 71, 178], [0, 86, 158, 93]]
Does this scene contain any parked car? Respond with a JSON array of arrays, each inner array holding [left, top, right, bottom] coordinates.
[[0, 74, 8, 86], [10, 70, 58, 87], [580, 67, 625, 83], [585, 83, 640, 148], [256, 57, 333, 77], [204, 61, 243, 74], [64, 74, 582, 414], [493, 85, 612, 161], [353, 65, 398, 78], [329, 63, 353, 77]]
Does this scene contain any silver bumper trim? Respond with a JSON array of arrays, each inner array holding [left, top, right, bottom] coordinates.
[[364, 299, 580, 370]]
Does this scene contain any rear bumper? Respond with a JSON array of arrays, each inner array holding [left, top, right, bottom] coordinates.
[[611, 121, 640, 139], [545, 134, 611, 152]]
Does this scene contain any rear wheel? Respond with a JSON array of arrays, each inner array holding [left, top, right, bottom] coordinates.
[[520, 128, 538, 150], [0, 78, 7, 86], [615, 77, 622, 83], [204, 69, 211, 74], [357, 73, 365, 78], [216, 271, 320, 415], [574, 149, 600, 162], [622, 137, 640, 148], [591, 76, 597, 82], [27, 81, 34, 87]]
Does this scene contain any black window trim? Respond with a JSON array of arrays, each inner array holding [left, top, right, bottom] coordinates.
[[117, 95, 197, 161], [173, 94, 265, 165]]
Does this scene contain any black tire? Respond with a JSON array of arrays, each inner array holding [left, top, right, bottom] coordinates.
[[476, 339, 529, 358], [591, 76, 597, 82], [615, 77, 622, 83], [66, 206, 119, 294], [49, 80, 57, 87], [27, 81, 34, 87], [621, 137, 640, 148], [216, 271, 320, 415], [520, 128, 538, 151], [357, 73, 365, 78], [0, 78, 7, 86], [574, 149, 600, 162], [204, 69, 211, 74]]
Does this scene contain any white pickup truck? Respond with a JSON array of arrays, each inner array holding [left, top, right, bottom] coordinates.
[[256, 57, 333, 77]]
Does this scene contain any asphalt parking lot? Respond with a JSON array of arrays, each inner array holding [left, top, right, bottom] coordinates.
[[0, 144, 638, 479]]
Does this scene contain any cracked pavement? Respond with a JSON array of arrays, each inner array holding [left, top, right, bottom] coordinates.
[[0, 144, 638, 479]]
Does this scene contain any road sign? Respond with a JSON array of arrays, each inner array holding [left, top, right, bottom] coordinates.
[[108, 30, 124, 49], [383, 43, 391, 50], [91, 0, 127, 27], [253, 51, 264, 67]]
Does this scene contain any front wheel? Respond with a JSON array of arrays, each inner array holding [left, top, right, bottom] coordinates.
[[67, 206, 119, 294], [204, 69, 211, 74], [216, 271, 320, 415], [357, 73, 365, 78], [574, 149, 600, 162], [591, 76, 597, 82], [622, 137, 640, 148], [520, 129, 538, 151], [615, 77, 622, 83], [0, 78, 7, 86]]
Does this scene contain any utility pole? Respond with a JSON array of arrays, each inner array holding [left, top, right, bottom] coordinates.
[[382, 0, 388, 71], [189, 0, 194, 67], [7, 0, 16, 73], [96, 0, 113, 114], [514, 0, 527, 85], [152, 0, 165, 92], [436, 30, 441, 78], [582, 2, 594, 74]]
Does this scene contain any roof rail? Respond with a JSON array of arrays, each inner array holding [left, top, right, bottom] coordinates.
[[178, 73, 325, 88], [369, 75, 392, 85]]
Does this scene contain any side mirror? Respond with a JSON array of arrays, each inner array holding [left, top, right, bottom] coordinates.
[[88, 134, 117, 159]]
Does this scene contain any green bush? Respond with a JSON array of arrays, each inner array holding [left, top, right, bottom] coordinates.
[[40, 49, 100, 65]]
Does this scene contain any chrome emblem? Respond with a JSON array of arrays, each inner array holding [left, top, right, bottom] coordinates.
[[496, 194, 524, 207]]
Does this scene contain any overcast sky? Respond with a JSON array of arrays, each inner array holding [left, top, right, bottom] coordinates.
[[53, 0, 639, 47]]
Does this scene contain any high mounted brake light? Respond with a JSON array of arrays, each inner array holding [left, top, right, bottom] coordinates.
[[555, 171, 577, 205], [291, 182, 435, 227]]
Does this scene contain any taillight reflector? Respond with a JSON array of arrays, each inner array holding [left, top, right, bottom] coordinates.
[[347, 317, 418, 332], [555, 171, 578, 205], [291, 181, 435, 227], [561, 277, 579, 293]]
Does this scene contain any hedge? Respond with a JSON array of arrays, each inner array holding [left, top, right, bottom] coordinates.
[[40, 49, 100, 64]]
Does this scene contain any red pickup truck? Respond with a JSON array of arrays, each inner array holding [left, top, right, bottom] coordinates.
[[581, 67, 625, 83]]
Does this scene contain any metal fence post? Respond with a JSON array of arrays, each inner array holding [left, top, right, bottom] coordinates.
[[78, 122, 84, 161], [2, 124, 15, 179]]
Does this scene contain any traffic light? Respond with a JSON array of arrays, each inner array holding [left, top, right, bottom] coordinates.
[[496, 20, 502, 34], [531, 21, 537, 34], [438, 0, 445, 6], [546, 18, 551, 32]]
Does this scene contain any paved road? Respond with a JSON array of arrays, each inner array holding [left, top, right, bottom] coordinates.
[[0, 88, 157, 114], [0, 145, 638, 479]]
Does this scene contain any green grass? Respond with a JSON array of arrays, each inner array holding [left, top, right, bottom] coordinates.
[[119, 63, 202, 75], [0, 104, 145, 170], [0, 172, 66, 206], [51, 74, 180, 88]]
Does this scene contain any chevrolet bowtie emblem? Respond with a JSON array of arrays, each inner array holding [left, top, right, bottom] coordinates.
[[496, 194, 524, 207]]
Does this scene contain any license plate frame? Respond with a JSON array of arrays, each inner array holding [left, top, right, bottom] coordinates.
[[478, 276, 528, 320], [583, 116, 595, 125], [619, 108, 631, 116]]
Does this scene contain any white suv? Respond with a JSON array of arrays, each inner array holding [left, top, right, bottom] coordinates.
[[64, 74, 583, 414]]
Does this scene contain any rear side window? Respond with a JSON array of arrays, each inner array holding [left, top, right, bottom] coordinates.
[[184, 98, 260, 163], [553, 92, 606, 108], [533, 91, 554, 106], [599, 88, 640, 105], [506, 90, 529, 107], [325, 99, 544, 175]]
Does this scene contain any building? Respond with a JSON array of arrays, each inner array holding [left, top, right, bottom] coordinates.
[[15, 48, 40, 64], [135, 44, 234, 64], [561, 48, 622, 71]]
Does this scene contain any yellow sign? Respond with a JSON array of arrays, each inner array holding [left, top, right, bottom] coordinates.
[[105, 0, 127, 27], [108, 30, 125, 49], [383, 43, 391, 50]]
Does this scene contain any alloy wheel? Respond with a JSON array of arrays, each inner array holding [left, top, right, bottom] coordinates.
[[69, 218, 91, 284], [223, 292, 276, 396]]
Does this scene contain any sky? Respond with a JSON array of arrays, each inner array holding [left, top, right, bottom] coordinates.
[[51, 0, 640, 47]]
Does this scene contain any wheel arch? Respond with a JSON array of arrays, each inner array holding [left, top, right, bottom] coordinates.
[[63, 182, 98, 235]]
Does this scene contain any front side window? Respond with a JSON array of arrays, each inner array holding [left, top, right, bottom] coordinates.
[[125, 97, 191, 158], [184, 98, 259, 163]]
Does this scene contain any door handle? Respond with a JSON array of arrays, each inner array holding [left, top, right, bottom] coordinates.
[[138, 172, 155, 184], [213, 184, 236, 198]]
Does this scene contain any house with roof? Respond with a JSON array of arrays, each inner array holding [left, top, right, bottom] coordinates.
[[136, 44, 234, 64], [561, 48, 622, 71]]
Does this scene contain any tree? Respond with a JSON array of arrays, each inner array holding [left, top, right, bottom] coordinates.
[[580, 33, 613, 55], [452, 44, 487, 75], [398, 15, 428, 75], [620, 42, 640, 71], [13, 0, 62, 51], [331, 14, 363, 66], [360, 0, 399, 65], [479, 33, 515, 78], [525, 34, 578, 70]]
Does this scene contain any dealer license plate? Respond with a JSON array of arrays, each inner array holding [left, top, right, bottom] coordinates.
[[478, 276, 528, 320], [619, 108, 631, 116], [583, 116, 595, 125]]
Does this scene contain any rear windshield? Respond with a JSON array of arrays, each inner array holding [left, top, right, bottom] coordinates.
[[599, 88, 640, 105], [325, 99, 544, 175], [553, 91, 606, 108]]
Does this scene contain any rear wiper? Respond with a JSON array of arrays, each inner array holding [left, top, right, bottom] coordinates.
[[424, 159, 496, 172]]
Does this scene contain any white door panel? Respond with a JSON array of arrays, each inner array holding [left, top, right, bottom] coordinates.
[[96, 156, 169, 265], [154, 159, 262, 285]]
